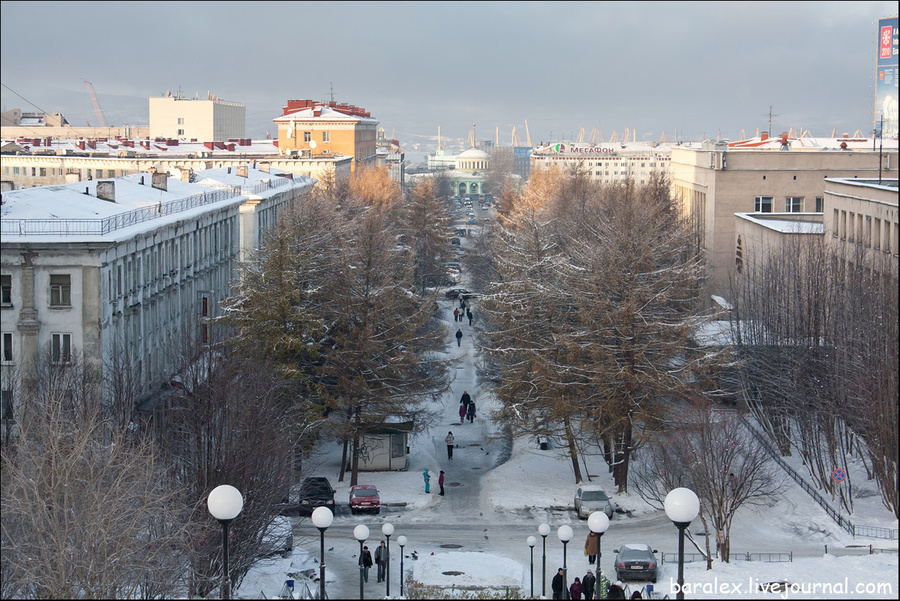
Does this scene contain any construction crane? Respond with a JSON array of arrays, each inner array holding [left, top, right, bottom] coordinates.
[[576, 127, 585, 143], [588, 127, 601, 145], [81, 78, 107, 127], [524, 119, 532, 147], [659, 131, 669, 143], [511, 126, 522, 147]]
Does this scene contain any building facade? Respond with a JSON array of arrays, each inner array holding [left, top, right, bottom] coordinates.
[[273, 100, 378, 173], [530, 141, 688, 185], [669, 135, 898, 299], [0, 167, 312, 433], [1, 138, 349, 189], [149, 93, 246, 141]]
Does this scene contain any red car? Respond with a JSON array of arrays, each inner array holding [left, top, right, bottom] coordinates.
[[349, 485, 380, 514]]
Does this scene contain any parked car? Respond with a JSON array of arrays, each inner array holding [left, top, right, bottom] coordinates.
[[260, 515, 294, 558], [574, 485, 614, 519], [614, 544, 658, 582], [349, 484, 381, 514], [297, 477, 335, 515]]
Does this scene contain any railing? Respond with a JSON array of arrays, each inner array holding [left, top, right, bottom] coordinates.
[[744, 419, 898, 540], [661, 551, 792, 564], [1, 188, 240, 236]]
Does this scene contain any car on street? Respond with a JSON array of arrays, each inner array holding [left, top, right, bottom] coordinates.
[[297, 477, 335, 515], [574, 485, 614, 519], [349, 484, 381, 514], [444, 288, 477, 299], [614, 544, 658, 582]]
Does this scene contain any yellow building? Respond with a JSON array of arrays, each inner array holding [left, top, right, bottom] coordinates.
[[149, 93, 245, 141], [273, 100, 378, 172]]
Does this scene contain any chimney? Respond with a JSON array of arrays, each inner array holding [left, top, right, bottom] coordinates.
[[86, 140, 96, 150], [151, 172, 168, 191], [76, 141, 86, 150], [227, 167, 231, 174], [96, 180, 116, 202], [236, 165, 248, 178]]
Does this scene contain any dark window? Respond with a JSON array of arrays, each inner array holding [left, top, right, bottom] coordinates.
[[1, 275, 11, 305], [0, 389, 13, 423], [2, 332, 12, 362], [52, 333, 71, 364]]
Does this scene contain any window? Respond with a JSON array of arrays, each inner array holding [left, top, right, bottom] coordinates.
[[39, 167, 47, 176], [0, 389, 13, 424], [833, 209, 840, 237], [51, 333, 71, 364], [754, 196, 773, 212], [785, 197, 804, 212], [177, 117, 184, 125], [303, 131, 312, 142], [2, 332, 12, 362], [815, 197, 824, 212], [177, 129, 184, 136], [322, 131, 330, 143], [49, 274, 71, 306], [1, 275, 10, 306], [13, 167, 19, 175], [108, 170, 115, 178], [874, 218, 882, 250]]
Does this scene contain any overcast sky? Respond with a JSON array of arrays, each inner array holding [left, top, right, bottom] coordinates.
[[1, 1, 896, 158]]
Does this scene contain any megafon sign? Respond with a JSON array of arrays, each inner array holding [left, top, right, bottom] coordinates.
[[552, 143, 617, 156]]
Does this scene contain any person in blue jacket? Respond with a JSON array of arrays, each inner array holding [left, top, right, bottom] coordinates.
[[423, 468, 431, 493]]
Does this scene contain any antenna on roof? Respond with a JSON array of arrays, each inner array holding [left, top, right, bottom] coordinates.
[[330, 82, 335, 104]]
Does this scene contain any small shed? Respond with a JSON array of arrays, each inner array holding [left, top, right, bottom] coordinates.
[[354, 420, 413, 471]]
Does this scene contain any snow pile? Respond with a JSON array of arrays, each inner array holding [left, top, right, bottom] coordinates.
[[413, 551, 525, 591]]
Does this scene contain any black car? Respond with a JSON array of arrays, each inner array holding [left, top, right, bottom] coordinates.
[[614, 544, 659, 582], [297, 477, 335, 515]]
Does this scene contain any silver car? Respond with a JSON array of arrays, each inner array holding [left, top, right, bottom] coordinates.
[[574, 485, 614, 519]]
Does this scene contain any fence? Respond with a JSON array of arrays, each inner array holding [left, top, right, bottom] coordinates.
[[661, 551, 792, 564], [743, 419, 898, 540]]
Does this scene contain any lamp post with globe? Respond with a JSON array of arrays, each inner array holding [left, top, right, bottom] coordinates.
[[527, 536, 536, 598], [354, 525, 369, 600], [311, 506, 333, 601], [665, 488, 700, 601], [558, 524, 573, 599], [206, 485, 243, 601], [539, 523, 551, 597], [588, 511, 610, 591]]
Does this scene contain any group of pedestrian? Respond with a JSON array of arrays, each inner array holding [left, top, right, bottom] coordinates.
[[552, 567, 628, 599], [452, 296, 475, 347], [357, 540, 390, 583], [458, 391, 476, 423]]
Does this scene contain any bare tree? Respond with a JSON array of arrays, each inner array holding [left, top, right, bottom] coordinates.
[[632, 396, 781, 565], [395, 178, 455, 293], [1, 352, 189, 599]]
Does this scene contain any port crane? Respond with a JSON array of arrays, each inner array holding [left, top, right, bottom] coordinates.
[[81, 78, 107, 127]]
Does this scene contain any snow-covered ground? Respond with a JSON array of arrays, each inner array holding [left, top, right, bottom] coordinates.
[[236, 233, 898, 600]]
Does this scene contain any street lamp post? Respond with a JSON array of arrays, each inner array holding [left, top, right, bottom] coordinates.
[[665, 488, 700, 601], [539, 523, 550, 597], [558, 525, 573, 600], [354, 525, 369, 600], [311, 507, 334, 601], [527, 536, 536, 598], [382, 523, 394, 598], [207, 485, 243, 601], [588, 512, 610, 599], [397, 535, 407, 598]]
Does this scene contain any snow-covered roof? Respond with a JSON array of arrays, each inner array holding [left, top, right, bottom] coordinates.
[[1, 173, 246, 244], [273, 105, 378, 124], [193, 165, 316, 197], [735, 213, 824, 235], [1, 138, 284, 158]]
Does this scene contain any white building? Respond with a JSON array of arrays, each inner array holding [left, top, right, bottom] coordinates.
[[149, 93, 246, 142], [0, 167, 314, 432]]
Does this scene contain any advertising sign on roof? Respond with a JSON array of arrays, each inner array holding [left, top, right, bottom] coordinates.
[[545, 143, 618, 156]]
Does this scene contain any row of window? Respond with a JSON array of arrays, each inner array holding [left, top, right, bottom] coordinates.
[[753, 196, 824, 213], [2, 332, 70, 365], [3, 166, 121, 178], [303, 131, 331, 143], [0, 273, 71, 308], [832, 209, 898, 253]]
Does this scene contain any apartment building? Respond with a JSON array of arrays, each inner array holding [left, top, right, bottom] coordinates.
[[149, 93, 245, 141]]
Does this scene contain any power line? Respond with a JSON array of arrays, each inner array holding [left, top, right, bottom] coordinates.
[[1, 82, 52, 115]]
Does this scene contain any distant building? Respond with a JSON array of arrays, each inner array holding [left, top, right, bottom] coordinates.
[[0, 138, 349, 189], [670, 134, 899, 299], [149, 92, 246, 142], [530, 140, 687, 185], [1, 108, 148, 140], [273, 100, 378, 173]]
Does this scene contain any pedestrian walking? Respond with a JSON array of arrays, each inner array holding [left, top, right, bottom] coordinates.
[[459, 403, 466, 423], [359, 545, 373, 582], [439, 470, 445, 495], [551, 567, 565, 600], [374, 540, 388, 583], [597, 571, 610, 600], [453, 308, 460, 322], [455, 328, 463, 347], [460, 391, 471, 407], [467, 309, 473, 326], [582, 570, 595, 600], [423, 468, 431, 493], [445, 431, 455, 459], [607, 583, 626, 599], [569, 576, 583, 600], [466, 400, 476, 423], [585, 531, 598, 564]]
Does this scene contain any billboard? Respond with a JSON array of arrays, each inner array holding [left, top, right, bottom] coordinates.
[[875, 16, 898, 138]]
